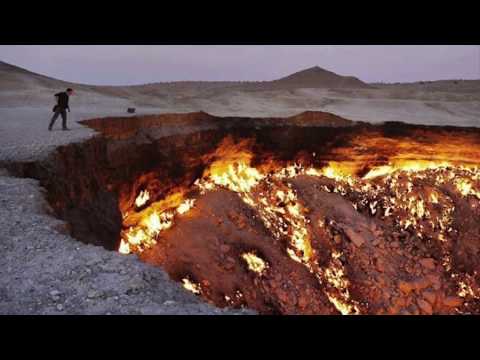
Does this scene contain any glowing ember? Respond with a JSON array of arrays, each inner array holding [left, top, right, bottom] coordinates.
[[242, 252, 268, 274], [455, 178, 480, 198]]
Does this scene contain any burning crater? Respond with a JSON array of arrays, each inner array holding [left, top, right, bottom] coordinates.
[[12, 111, 480, 314]]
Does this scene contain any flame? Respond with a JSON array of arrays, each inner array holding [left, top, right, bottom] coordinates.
[[458, 281, 476, 298], [363, 160, 454, 180], [135, 190, 150, 207], [323, 250, 361, 315], [206, 162, 264, 194], [142, 211, 174, 234], [118, 132, 480, 313], [455, 177, 480, 198], [182, 278, 201, 294], [200, 137, 264, 192], [177, 199, 196, 214], [242, 252, 268, 274], [278, 188, 312, 263], [118, 239, 130, 255], [120, 193, 195, 254]]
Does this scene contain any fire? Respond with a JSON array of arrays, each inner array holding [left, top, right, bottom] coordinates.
[[200, 137, 264, 193], [117, 131, 480, 314], [141, 211, 171, 235], [135, 190, 150, 208], [455, 177, 480, 198], [118, 239, 130, 255], [363, 160, 454, 180], [322, 250, 361, 315], [242, 252, 268, 274], [182, 278, 201, 295], [177, 199, 196, 214], [120, 193, 195, 254], [277, 188, 312, 264], [209, 163, 264, 194]]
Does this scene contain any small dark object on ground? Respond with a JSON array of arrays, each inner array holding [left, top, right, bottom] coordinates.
[[127, 108, 136, 114]]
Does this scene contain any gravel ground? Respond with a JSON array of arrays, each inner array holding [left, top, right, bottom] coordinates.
[[0, 107, 253, 315]]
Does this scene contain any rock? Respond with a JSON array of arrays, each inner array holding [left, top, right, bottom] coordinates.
[[298, 296, 309, 308], [398, 280, 415, 294], [417, 299, 433, 314], [220, 244, 231, 253], [87, 290, 99, 299], [277, 289, 289, 303], [413, 277, 430, 291], [376, 259, 385, 272], [427, 274, 442, 290], [443, 296, 463, 308], [237, 219, 247, 230], [56, 304, 64, 311], [422, 291, 437, 305], [419, 258, 436, 270], [49, 290, 61, 297], [344, 228, 365, 247], [52, 222, 71, 236], [333, 234, 342, 244], [392, 232, 401, 241], [224, 261, 235, 270], [395, 297, 406, 308], [408, 304, 420, 315]]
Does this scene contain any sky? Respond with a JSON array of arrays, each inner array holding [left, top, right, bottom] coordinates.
[[0, 45, 479, 86]]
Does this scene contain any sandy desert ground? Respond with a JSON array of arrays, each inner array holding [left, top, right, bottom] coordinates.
[[2, 60, 480, 126]]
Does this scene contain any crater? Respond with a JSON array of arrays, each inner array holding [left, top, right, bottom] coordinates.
[[7, 111, 480, 314]]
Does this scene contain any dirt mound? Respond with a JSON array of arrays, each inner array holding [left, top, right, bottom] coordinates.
[[270, 66, 371, 89], [286, 111, 356, 127]]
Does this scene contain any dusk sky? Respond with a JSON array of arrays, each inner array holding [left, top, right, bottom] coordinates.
[[0, 45, 479, 86]]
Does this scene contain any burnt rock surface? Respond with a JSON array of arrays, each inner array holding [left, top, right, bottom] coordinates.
[[9, 111, 355, 251], [4, 111, 480, 315]]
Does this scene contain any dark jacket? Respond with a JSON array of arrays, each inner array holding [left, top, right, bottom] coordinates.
[[54, 92, 70, 111]]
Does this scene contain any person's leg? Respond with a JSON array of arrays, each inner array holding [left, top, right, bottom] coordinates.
[[61, 110, 68, 130], [49, 111, 60, 130]]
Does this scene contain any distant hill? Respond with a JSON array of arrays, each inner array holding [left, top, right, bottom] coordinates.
[[2, 60, 479, 107], [268, 66, 371, 89], [0, 60, 74, 92], [0, 61, 370, 92]]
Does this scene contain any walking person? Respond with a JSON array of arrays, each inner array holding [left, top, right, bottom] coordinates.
[[49, 88, 74, 131]]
